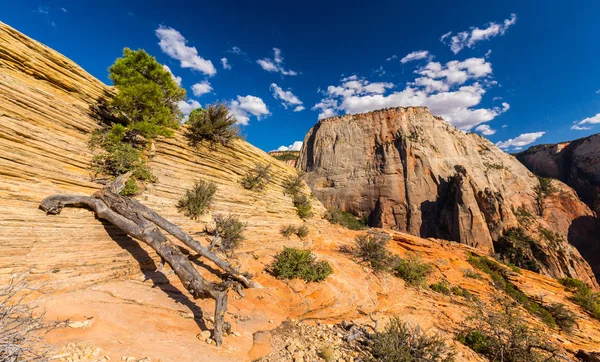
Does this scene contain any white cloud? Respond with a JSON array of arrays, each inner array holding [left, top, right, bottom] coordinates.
[[229, 46, 244, 55], [257, 48, 297, 76], [475, 124, 496, 135], [162, 65, 182, 86], [191, 81, 212, 97], [155, 26, 216, 76], [386, 55, 398, 61], [312, 57, 508, 130], [178, 99, 202, 120], [36, 6, 49, 14], [571, 113, 600, 130], [596, 89, 600, 94], [400, 50, 431, 64], [229, 95, 270, 126], [270, 83, 304, 111], [221, 57, 231, 70], [485, 49, 492, 58], [442, 14, 517, 54], [276, 141, 303, 151], [61, 7, 67, 13], [496, 131, 545, 149]]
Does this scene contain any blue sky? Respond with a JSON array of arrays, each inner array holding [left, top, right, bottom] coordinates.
[[2, 0, 600, 152]]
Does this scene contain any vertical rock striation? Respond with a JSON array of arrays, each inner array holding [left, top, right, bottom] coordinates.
[[298, 107, 599, 285]]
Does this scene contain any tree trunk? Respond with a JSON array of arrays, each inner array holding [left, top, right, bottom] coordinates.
[[39, 173, 256, 346]]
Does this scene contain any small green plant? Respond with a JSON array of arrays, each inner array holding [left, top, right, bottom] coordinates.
[[513, 205, 534, 225], [483, 162, 506, 171], [457, 298, 560, 362], [533, 177, 556, 216], [559, 278, 600, 320], [462, 268, 482, 279], [451, 286, 475, 300], [430, 281, 451, 295], [213, 214, 246, 253], [394, 254, 433, 286], [367, 317, 455, 362], [184, 104, 239, 147], [241, 163, 272, 191], [176, 180, 217, 219], [546, 303, 576, 333], [353, 232, 393, 271], [119, 177, 139, 196], [493, 227, 542, 273], [292, 193, 313, 219], [295, 224, 309, 239], [270, 248, 333, 283], [280, 225, 297, 238], [325, 207, 367, 230], [282, 175, 304, 196], [271, 151, 299, 162]]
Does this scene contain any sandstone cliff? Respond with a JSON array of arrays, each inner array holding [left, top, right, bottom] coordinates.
[[298, 107, 600, 285], [2, 21, 600, 361]]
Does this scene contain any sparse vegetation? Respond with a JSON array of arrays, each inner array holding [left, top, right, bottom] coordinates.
[[483, 162, 506, 171], [366, 317, 455, 362], [430, 280, 451, 295], [282, 174, 313, 219], [325, 207, 367, 230], [0, 272, 50, 361], [271, 151, 299, 162], [457, 298, 561, 362], [394, 254, 433, 287], [241, 163, 272, 191], [292, 193, 312, 219], [353, 232, 393, 271], [467, 254, 557, 328], [280, 224, 309, 239], [546, 303, 576, 333], [494, 227, 542, 273], [282, 175, 304, 196], [270, 248, 333, 283], [212, 214, 246, 253], [184, 104, 240, 147], [462, 268, 482, 279], [451, 286, 475, 300], [176, 180, 217, 219], [559, 277, 600, 320], [534, 176, 556, 216], [513, 205, 534, 225]]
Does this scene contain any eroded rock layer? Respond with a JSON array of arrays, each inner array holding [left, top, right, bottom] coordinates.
[[298, 107, 599, 285]]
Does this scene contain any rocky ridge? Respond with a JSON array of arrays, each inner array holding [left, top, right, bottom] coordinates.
[[2, 21, 600, 361], [297, 108, 600, 285]]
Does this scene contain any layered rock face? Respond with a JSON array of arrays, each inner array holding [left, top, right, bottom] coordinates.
[[298, 107, 599, 285], [517, 135, 600, 215]]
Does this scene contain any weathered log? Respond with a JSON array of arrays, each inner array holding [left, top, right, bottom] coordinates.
[[39, 174, 254, 346]]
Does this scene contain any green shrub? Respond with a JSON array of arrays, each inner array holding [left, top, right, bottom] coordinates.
[[354, 232, 393, 271], [272, 151, 299, 162], [270, 248, 333, 283], [534, 177, 556, 216], [458, 299, 560, 362], [325, 207, 367, 230], [176, 180, 217, 219], [451, 286, 475, 300], [295, 224, 309, 239], [280, 225, 296, 238], [559, 278, 600, 320], [367, 317, 455, 362], [119, 177, 139, 196], [430, 281, 451, 295], [213, 214, 246, 253], [546, 303, 576, 333], [494, 227, 542, 273], [282, 175, 304, 196], [462, 268, 482, 279], [241, 163, 272, 191], [394, 254, 433, 287], [184, 104, 239, 147], [292, 193, 313, 219]]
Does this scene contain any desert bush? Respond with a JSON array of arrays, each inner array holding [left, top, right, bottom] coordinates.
[[367, 317, 455, 362], [282, 175, 304, 196], [292, 193, 313, 219], [461, 268, 482, 279], [430, 281, 451, 295], [394, 254, 433, 287], [546, 303, 576, 333], [451, 286, 475, 300], [295, 224, 309, 239], [279, 224, 309, 240], [213, 214, 246, 253], [241, 163, 272, 191], [494, 227, 542, 273], [185, 104, 239, 147], [325, 207, 367, 230], [534, 177, 556, 216], [457, 299, 561, 362], [270, 248, 333, 283], [354, 232, 393, 271], [272, 151, 299, 162], [176, 180, 217, 219], [0, 272, 50, 361], [559, 278, 600, 320]]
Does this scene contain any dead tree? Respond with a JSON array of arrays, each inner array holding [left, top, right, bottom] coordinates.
[[39, 173, 259, 346]]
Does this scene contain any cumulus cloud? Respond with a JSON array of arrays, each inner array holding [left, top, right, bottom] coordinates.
[[400, 50, 432, 64], [229, 46, 244, 55], [442, 14, 517, 54], [312, 57, 507, 130], [162, 65, 182, 86], [496, 131, 545, 150], [191, 81, 213, 97], [221, 57, 231, 70], [270, 83, 304, 111], [229, 95, 270, 126], [571, 113, 600, 130], [475, 124, 496, 135], [276, 141, 303, 151], [156, 26, 216, 76], [257, 48, 297, 76], [178, 99, 202, 120]]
